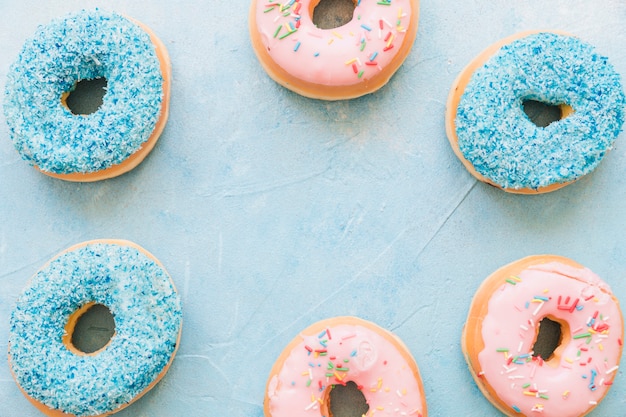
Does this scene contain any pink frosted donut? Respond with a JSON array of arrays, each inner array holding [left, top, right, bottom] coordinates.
[[265, 316, 427, 417], [249, 0, 419, 100], [463, 255, 624, 417]]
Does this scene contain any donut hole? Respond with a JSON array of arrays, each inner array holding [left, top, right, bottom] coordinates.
[[62, 77, 108, 115], [63, 302, 116, 355], [522, 99, 574, 128], [312, 0, 356, 30], [532, 316, 568, 364], [322, 381, 369, 417]]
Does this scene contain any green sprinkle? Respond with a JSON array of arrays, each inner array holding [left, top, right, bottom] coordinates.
[[358, 70, 364, 78], [574, 332, 592, 339], [279, 29, 297, 40], [506, 279, 517, 285], [496, 348, 509, 352], [273, 25, 282, 38], [522, 383, 531, 388]]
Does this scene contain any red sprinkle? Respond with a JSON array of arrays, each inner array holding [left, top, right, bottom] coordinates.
[[383, 45, 394, 52]]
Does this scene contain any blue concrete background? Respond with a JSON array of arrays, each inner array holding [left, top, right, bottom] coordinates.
[[1, 1, 626, 416]]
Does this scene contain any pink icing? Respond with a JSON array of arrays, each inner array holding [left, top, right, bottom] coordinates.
[[267, 322, 425, 416], [478, 262, 623, 416], [253, 0, 415, 86]]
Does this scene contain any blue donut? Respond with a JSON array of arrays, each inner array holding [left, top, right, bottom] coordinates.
[[8, 240, 183, 416], [446, 32, 625, 192], [3, 10, 169, 181]]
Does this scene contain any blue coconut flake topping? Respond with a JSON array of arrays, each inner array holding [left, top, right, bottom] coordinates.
[[455, 32, 625, 190], [8, 242, 182, 417], [3, 9, 164, 174]]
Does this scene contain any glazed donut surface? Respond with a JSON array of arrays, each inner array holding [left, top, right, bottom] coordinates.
[[3, 9, 171, 181], [265, 316, 427, 417], [249, 0, 419, 100], [446, 31, 625, 193], [462, 255, 623, 417], [8, 240, 183, 417]]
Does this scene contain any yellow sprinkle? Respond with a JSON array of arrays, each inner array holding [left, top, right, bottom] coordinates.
[[523, 391, 536, 396], [345, 58, 357, 65], [386, 35, 394, 47], [398, 8, 402, 18], [565, 357, 574, 363], [334, 372, 344, 381], [332, 31, 343, 39], [543, 288, 549, 293], [599, 343, 604, 351], [328, 38, 334, 45], [377, 406, 384, 410]]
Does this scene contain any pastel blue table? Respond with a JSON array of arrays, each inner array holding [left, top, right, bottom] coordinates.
[[1, 1, 626, 416]]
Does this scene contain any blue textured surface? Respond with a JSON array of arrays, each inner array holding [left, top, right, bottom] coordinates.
[[1, 1, 626, 417], [3, 10, 163, 174], [455, 32, 625, 190], [9, 242, 182, 416]]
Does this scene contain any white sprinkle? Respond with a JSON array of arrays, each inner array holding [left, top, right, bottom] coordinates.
[[533, 301, 544, 316], [520, 325, 529, 331], [606, 365, 619, 374]]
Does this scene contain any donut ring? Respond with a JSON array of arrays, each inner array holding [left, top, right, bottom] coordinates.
[[445, 31, 625, 193], [3, 10, 171, 182], [8, 240, 183, 417], [265, 316, 427, 417], [462, 255, 623, 416], [249, 0, 419, 100]]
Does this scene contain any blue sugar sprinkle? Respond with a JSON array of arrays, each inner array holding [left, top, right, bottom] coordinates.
[[455, 32, 625, 190], [3, 10, 164, 175], [8, 242, 182, 417]]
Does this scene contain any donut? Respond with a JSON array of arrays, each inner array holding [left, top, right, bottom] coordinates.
[[3, 9, 171, 182], [8, 239, 183, 417], [462, 255, 624, 417], [265, 316, 427, 417], [445, 31, 625, 194], [249, 0, 419, 100]]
